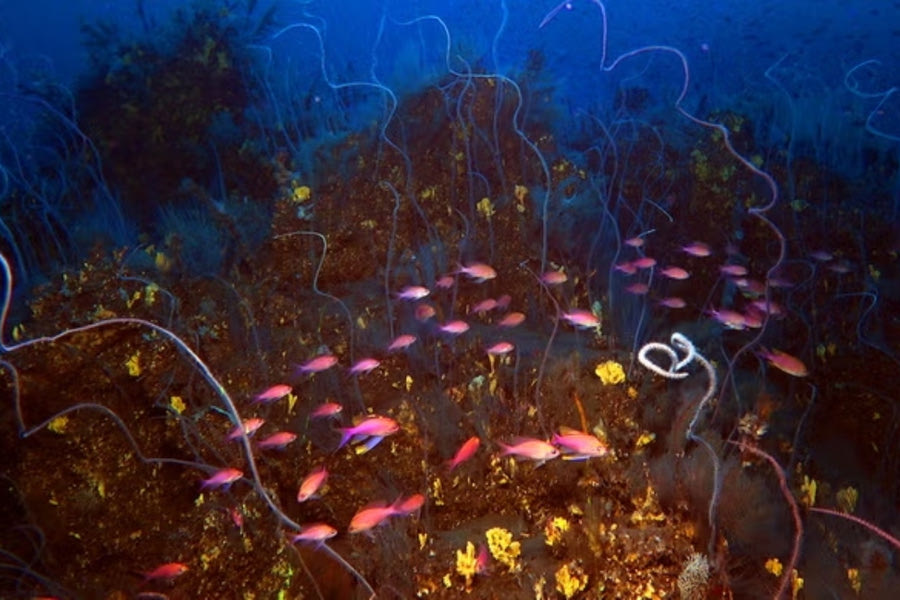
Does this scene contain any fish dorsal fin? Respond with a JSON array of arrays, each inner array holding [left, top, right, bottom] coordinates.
[[558, 426, 586, 436]]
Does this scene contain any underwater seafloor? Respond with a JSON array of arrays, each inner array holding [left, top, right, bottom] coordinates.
[[1, 1, 899, 599]]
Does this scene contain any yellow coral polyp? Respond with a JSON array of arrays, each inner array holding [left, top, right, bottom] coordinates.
[[555, 562, 588, 599], [476, 196, 495, 220], [485, 527, 521, 572], [595, 360, 625, 385], [545, 516, 570, 547], [455, 541, 478, 589], [48, 415, 69, 434], [125, 352, 142, 377], [292, 184, 311, 202]]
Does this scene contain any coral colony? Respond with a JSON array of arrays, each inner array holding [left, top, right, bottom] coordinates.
[[1, 0, 899, 598]]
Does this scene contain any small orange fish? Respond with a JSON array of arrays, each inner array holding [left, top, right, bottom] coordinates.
[[297, 354, 339, 374], [498, 437, 560, 464], [226, 417, 265, 441], [632, 256, 657, 269], [659, 266, 690, 280], [561, 309, 600, 329], [140, 561, 189, 582], [757, 347, 808, 377], [297, 466, 328, 503], [446, 436, 480, 471], [201, 468, 243, 490], [396, 493, 425, 515], [310, 401, 343, 419], [681, 241, 712, 257], [551, 427, 609, 460], [254, 384, 292, 403], [457, 262, 497, 282], [540, 270, 568, 285], [387, 334, 417, 351], [291, 522, 338, 546], [486, 341, 514, 356], [348, 500, 401, 534], [257, 431, 297, 449], [497, 312, 525, 328], [439, 320, 470, 335]]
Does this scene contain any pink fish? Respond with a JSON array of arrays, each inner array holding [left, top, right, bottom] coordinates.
[[741, 310, 764, 329], [624, 236, 645, 248], [349, 358, 381, 375], [291, 522, 337, 545], [387, 334, 417, 351], [201, 467, 243, 490], [613, 261, 637, 275], [625, 282, 649, 295], [486, 341, 514, 356], [254, 384, 292, 404], [632, 256, 657, 269], [415, 303, 436, 322], [140, 562, 189, 582], [337, 415, 400, 450], [435, 275, 456, 289], [561, 309, 600, 329], [719, 264, 748, 277], [497, 312, 525, 328], [470, 298, 498, 314], [495, 294, 512, 309], [226, 417, 265, 441], [708, 308, 747, 330], [257, 431, 297, 450], [457, 262, 497, 282], [551, 427, 609, 460], [297, 354, 339, 374], [809, 250, 833, 262], [228, 506, 244, 531], [658, 297, 687, 309], [396, 493, 425, 515], [498, 437, 560, 464], [541, 270, 568, 285], [310, 402, 343, 419], [439, 320, 470, 335], [297, 466, 328, 502], [757, 347, 808, 377], [446, 436, 480, 471], [348, 500, 402, 534], [750, 299, 784, 316], [396, 285, 430, 301], [828, 261, 853, 274], [659, 266, 690, 280], [681, 241, 712, 257], [733, 277, 766, 296]]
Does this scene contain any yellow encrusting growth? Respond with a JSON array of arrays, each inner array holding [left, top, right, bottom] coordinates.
[[555, 562, 588, 599], [455, 541, 479, 589], [595, 360, 625, 385], [545, 516, 570, 547], [800, 476, 817, 508], [125, 351, 142, 377], [48, 415, 69, 434], [847, 568, 861, 594], [291, 183, 311, 202], [836, 486, 859, 513], [485, 527, 521, 572], [169, 395, 186, 414], [477, 197, 495, 220]]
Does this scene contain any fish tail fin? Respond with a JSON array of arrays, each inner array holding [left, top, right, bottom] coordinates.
[[335, 428, 352, 451]]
